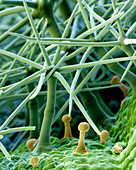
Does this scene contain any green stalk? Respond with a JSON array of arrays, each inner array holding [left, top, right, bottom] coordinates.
[[27, 81, 39, 139], [35, 53, 67, 152], [33, 0, 76, 152], [32, 0, 72, 151], [36, 77, 57, 153], [33, 0, 61, 153]]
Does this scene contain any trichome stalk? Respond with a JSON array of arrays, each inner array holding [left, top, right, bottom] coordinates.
[[35, 0, 60, 153], [27, 81, 39, 139], [36, 77, 57, 153]]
